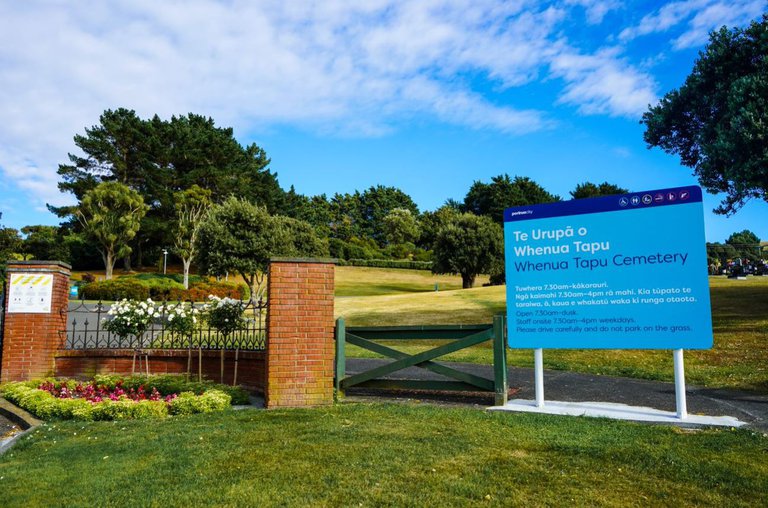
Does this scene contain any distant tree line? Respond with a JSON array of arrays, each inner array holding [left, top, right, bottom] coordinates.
[[2, 108, 759, 288]]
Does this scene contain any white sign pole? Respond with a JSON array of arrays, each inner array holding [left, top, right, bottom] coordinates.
[[534, 348, 544, 407], [673, 349, 687, 419]]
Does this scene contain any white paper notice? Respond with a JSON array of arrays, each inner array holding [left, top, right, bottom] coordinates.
[[8, 273, 54, 313]]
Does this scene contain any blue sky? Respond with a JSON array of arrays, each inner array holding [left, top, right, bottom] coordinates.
[[0, 1, 765, 242]]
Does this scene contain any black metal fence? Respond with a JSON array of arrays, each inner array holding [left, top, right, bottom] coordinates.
[[62, 298, 267, 351]]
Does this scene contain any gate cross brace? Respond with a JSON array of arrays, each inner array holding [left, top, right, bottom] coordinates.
[[342, 330, 495, 391]]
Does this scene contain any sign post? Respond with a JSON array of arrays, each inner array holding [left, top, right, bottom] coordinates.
[[503, 186, 713, 421], [534, 348, 544, 407]]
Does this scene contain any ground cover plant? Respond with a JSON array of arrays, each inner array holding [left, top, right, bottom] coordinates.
[[0, 403, 765, 506], [0, 375, 247, 421], [335, 273, 768, 392]]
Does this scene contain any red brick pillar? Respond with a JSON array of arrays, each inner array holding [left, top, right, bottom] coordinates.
[[265, 258, 335, 408], [1, 261, 71, 382]]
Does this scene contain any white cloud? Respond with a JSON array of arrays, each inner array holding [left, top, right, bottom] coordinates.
[[619, 0, 765, 48], [564, 0, 622, 24], [0, 0, 670, 211], [672, 1, 766, 49], [549, 48, 657, 117]]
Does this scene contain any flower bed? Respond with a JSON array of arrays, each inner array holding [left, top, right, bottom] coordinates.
[[0, 375, 248, 421]]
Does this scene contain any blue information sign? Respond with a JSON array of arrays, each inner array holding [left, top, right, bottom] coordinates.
[[504, 185, 713, 349]]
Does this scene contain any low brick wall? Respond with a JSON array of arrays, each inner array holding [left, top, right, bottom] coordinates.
[[54, 349, 266, 392]]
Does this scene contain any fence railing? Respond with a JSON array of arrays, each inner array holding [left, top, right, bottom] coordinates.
[[62, 298, 267, 351]]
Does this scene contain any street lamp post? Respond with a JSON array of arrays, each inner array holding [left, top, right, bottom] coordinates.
[[162, 249, 168, 275]]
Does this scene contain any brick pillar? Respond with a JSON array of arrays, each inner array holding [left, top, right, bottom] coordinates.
[[1, 261, 71, 382], [265, 258, 336, 408]]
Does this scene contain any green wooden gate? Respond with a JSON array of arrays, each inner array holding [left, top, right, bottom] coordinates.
[[334, 315, 508, 406]]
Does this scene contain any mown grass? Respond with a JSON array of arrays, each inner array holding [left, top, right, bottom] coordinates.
[[0, 403, 766, 507], [335, 275, 768, 392], [335, 266, 489, 297]]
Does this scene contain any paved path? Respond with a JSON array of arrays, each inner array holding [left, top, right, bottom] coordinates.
[[346, 358, 768, 431]]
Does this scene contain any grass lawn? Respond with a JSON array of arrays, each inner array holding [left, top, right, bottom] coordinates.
[[335, 266, 489, 296], [70, 265, 768, 391], [0, 403, 765, 507], [335, 274, 768, 392]]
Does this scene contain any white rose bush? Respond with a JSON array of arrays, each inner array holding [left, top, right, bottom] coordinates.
[[103, 298, 160, 346], [159, 301, 201, 380], [203, 296, 246, 385], [103, 298, 161, 376], [102, 295, 248, 384]]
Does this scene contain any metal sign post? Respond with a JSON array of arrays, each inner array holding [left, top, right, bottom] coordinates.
[[673, 349, 687, 419], [534, 348, 544, 407]]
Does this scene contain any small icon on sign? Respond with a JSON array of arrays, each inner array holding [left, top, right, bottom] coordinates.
[[630, 196, 641, 206], [667, 192, 677, 201], [679, 190, 690, 200], [641, 194, 652, 205], [654, 193, 664, 203], [619, 197, 629, 207]]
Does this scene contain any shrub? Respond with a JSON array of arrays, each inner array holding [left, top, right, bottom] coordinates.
[[77, 276, 248, 302], [167, 280, 249, 301], [80, 278, 149, 300], [168, 390, 231, 416], [90, 399, 168, 420], [0, 377, 240, 421], [141, 277, 185, 298], [336, 259, 433, 270], [159, 301, 199, 336], [204, 296, 246, 337], [92, 374, 250, 405], [102, 299, 160, 341]]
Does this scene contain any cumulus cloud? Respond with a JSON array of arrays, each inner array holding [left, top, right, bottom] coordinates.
[[0, 0, 711, 210]]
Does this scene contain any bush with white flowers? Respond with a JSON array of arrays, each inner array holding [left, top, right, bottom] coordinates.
[[160, 302, 200, 336], [103, 298, 160, 339], [203, 296, 245, 337]]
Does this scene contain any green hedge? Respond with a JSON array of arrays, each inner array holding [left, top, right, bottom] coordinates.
[[78, 276, 249, 302], [79, 278, 150, 300], [336, 259, 433, 270], [134, 273, 204, 285]]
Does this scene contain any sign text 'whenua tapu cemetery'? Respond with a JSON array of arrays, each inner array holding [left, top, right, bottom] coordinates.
[[504, 186, 713, 349]]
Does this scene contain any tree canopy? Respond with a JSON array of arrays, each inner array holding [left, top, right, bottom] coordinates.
[[726, 229, 762, 261], [432, 212, 503, 288], [195, 197, 327, 299], [76, 182, 149, 279], [642, 14, 768, 215], [173, 185, 212, 289], [463, 174, 559, 223], [53, 108, 285, 267], [570, 182, 628, 199], [21, 225, 69, 261], [329, 186, 419, 244], [383, 208, 420, 245]]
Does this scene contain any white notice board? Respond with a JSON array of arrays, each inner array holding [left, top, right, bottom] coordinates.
[[8, 272, 54, 313]]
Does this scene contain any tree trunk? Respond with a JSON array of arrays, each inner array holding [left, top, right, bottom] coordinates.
[[461, 273, 475, 289], [105, 251, 115, 280], [183, 258, 192, 289], [136, 242, 143, 268], [123, 254, 132, 272]]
